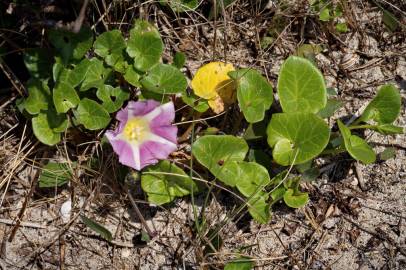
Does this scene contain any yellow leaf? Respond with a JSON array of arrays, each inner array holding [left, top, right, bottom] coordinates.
[[190, 62, 236, 113]]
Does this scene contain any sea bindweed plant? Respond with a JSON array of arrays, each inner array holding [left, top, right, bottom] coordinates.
[[21, 19, 404, 225]]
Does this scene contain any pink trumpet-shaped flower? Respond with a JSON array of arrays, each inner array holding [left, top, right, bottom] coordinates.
[[106, 100, 178, 170]]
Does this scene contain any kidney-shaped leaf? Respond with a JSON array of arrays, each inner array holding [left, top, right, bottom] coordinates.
[[192, 135, 248, 178], [74, 98, 110, 130], [80, 58, 111, 91], [277, 56, 326, 113], [218, 161, 270, 191], [229, 69, 273, 123], [126, 20, 163, 71], [140, 63, 187, 94], [337, 120, 376, 164], [359, 84, 401, 124], [53, 81, 80, 113], [283, 188, 309, 208], [32, 112, 62, 145], [141, 161, 197, 205], [267, 113, 330, 165], [24, 79, 51, 115], [23, 48, 53, 79], [96, 85, 130, 113], [94, 30, 127, 73]]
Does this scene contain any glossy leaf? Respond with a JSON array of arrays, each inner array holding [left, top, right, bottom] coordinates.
[[229, 69, 273, 123], [283, 188, 309, 208], [218, 161, 270, 190], [81, 215, 113, 241], [93, 30, 127, 73], [74, 98, 110, 130], [80, 58, 111, 91], [32, 112, 62, 145], [359, 84, 401, 124], [53, 81, 80, 113], [277, 56, 327, 113], [96, 85, 130, 113], [141, 161, 197, 205], [23, 79, 51, 115], [140, 63, 187, 94], [267, 113, 330, 165], [338, 120, 376, 164], [192, 135, 248, 178], [39, 162, 74, 188], [126, 20, 163, 71], [124, 66, 142, 87]]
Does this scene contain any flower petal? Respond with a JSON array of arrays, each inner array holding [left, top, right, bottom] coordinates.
[[116, 100, 160, 123], [139, 140, 178, 169], [106, 131, 141, 170]]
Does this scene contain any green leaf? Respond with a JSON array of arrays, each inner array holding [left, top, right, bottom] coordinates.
[[53, 58, 90, 88], [317, 98, 343, 118], [172, 51, 186, 69], [338, 120, 376, 164], [23, 79, 51, 115], [283, 188, 309, 208], [140, 63, 187, 94], [266, 113, 330, 165], [319, 7, 331, 21], [229, 69, 273, 123], [39, 162, 74, 188], [160, 0, 199, 12], [80, 58, 111, 91], [141, 161, 197, 205], [182, 92, 209, 112], [277, 56, 327, 113], [124, 66, 142, 87], [271, 186, 286, 202], [335, 22, 348, 33], [379, 147, 396, 160], [359, 84, 401, 124], [369, 124, 404, 135], [94, 30, 127, 73], [383, 9, 399, 32], [48, 27, 93, 64], [218, 161, 270, 190], [247, 194, 270, 224], [80, 215, 113, 241], [224, 257, 253, 270], [32, 112, 62, 145], [192, 135, 248, 178], [126, 20, 163, 71], [96, 85, 130, 113], [23, 48, 53, 79], [74, 98, 110, 130], [53, 81, 80, 113]]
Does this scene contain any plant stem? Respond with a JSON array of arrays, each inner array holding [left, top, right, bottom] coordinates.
[[320, 148, 346, 156], [349, 124, 375, 130]]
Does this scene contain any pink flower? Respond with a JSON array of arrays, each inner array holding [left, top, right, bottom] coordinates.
[[106, 100, 178, 170]]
